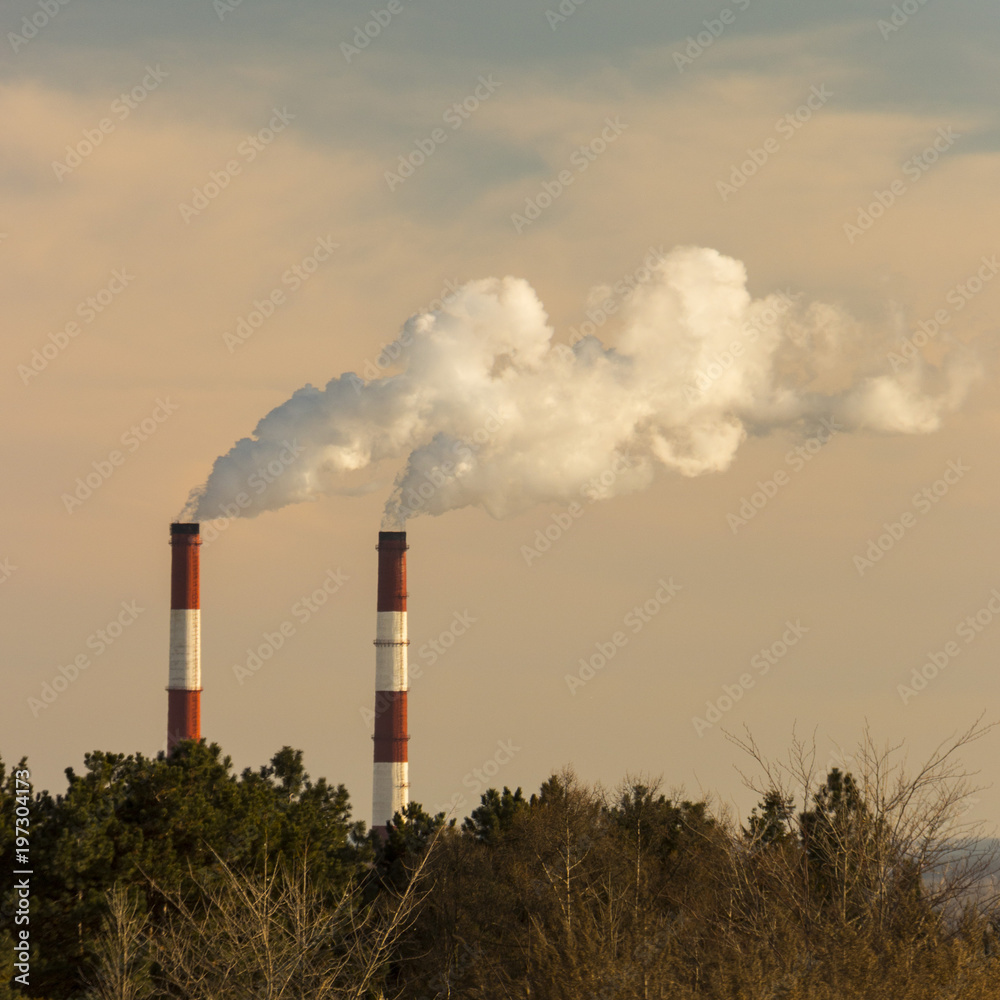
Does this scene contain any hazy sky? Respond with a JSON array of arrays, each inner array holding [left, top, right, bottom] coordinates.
[[4, 0, 999, 835]]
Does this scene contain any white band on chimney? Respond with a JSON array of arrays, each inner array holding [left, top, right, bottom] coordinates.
[[168, 609, 201, 689], [372, 761, 409, 829], [375, 611, 408, 691]]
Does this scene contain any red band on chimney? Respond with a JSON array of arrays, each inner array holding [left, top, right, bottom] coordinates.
[[373, 690, 409, 763], [377, 531, 407, 612], [170, 526, 201, 610], [167, 689, 201, 750]]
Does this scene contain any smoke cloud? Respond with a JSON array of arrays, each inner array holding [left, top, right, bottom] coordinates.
[[183, 246, 978, 527]]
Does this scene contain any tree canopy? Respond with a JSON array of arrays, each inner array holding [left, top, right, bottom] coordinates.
[[2, 732, 998, 1000]]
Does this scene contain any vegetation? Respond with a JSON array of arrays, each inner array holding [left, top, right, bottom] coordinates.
[[2, 724, 999, 999]]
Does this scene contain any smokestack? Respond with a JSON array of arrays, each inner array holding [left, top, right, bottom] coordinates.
[[372, 530, 409, 838], [167, 522, 201, 752]]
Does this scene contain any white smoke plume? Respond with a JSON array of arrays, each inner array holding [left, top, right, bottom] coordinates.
[[183, 246, 979, 527]]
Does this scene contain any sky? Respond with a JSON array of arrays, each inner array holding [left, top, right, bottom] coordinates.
[[3, 0, 999, 837]]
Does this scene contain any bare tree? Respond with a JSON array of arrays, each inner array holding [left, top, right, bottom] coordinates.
[[84, 885, 153, 1000], [729, 718, 998, 917], [147, 844, 435, 1000], [716, 717, 1000, 996]]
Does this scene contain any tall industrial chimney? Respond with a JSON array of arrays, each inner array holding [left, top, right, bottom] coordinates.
[[167, 522, 201, 752], [372, 530, 409, 838]]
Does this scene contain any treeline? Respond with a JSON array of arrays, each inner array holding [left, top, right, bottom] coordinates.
[[2, 731, 999, 999]]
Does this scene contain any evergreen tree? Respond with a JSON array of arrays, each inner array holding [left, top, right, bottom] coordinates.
[[21, 743, 365, 997], [461, 786, 527, 845], [746, 789, 796, 847]]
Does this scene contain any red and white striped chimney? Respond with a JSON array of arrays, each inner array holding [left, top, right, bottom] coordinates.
[[372, 530, 409, 838], [167, 522, 201, 752]]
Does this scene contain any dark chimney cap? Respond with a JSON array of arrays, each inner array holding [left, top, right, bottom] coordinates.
[[170, 522, 200, 535]]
